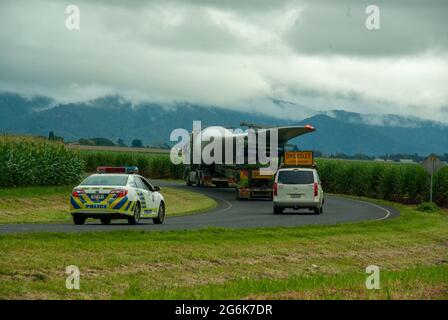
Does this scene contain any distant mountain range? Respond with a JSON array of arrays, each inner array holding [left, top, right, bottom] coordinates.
[[1, 92, 447, 156]]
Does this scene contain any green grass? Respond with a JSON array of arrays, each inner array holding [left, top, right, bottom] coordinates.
[[0, 201, 447, 299], [0, 185, 216, 224]]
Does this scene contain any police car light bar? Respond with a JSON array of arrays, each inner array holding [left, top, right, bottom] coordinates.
[[96, 166, 139, 174]]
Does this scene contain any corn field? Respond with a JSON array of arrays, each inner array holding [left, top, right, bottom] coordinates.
[[316, 159, 448, 207], [79, 150, 184, 179], [0, 135, 84, 187], [1, 137, 447, 207]]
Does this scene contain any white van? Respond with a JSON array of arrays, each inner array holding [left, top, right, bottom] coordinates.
[[273, 168, 324, 215]]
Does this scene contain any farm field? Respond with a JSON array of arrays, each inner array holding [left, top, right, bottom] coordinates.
[[77, 148, 448, 207], [0, 200, 446, 299], [66, 144, 170, 154], [0, 185, 216, 224]]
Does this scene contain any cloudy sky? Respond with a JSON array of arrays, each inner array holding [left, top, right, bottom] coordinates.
[[0, 0, 447, 122]]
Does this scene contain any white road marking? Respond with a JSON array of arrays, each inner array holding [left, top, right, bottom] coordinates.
[[337, 196, 392, 221]]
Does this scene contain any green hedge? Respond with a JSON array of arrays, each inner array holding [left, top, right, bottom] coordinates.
[[316, 159, 447, 206], [79, 150, 184, 179], [0, 136, 84, 187]]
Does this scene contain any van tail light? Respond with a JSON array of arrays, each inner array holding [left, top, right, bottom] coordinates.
[[72, 189, 85, 197], [110, 189, 128, 198], [313, 182, 318, 197], [273, 182, 278, 196]]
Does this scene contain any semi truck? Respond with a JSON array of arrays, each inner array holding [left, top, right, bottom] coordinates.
[[234, 150, 315, 200], [183, 123, 316, 199]]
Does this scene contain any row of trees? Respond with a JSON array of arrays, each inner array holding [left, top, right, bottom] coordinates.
[[48, 131, 447, 161], [48, 131, 170, 149]]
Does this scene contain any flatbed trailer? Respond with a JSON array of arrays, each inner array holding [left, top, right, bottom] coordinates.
[[235, 167, 274, 200], [185, 164, 237, 188]]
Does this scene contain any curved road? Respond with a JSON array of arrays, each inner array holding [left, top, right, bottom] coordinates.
[[0, 181, 398, 234]]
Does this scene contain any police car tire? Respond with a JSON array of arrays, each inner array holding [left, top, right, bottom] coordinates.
[[100, 217, 111, 225], [153, 202, 165, 225], [73, 215, 86, 225], [128, 203, 141, 225]]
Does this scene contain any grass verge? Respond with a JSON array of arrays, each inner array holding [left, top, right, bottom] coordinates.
[[0, 186, 216, 224], [0, 200, 447, 299]]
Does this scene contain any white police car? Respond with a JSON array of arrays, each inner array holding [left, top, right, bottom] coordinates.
[[70, 167, 166, 225]]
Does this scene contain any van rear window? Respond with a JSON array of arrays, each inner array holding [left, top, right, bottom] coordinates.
[[278, 171, 314, 184]]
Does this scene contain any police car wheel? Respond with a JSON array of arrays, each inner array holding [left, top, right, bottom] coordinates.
[[73, 215, 86, 225], [153, 203, 165, 224], [128, 203, 141, 225], [100, 217, 111, 225]]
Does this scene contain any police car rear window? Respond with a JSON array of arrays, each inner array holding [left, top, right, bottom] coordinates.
[[278, 171, 314, 184], [80, 175, 128, 186]]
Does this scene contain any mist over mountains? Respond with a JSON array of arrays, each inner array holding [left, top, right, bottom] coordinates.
[[1, 92, 447, 156]]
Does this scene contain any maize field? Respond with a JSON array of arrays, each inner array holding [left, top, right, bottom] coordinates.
[[0, 135, 84, 187]]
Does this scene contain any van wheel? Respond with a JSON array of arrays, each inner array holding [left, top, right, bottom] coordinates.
[[73, 215, 86, 225], [128, 203, 141, 225], [314, 207, 320, 215], [273, 205, 283, 215], [153, 202, 165, 224], [320, 206, 323, 214]]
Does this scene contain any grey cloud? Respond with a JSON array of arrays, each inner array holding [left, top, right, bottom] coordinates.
[[283, 0, 448, 56], [0, 0, 447, 123]]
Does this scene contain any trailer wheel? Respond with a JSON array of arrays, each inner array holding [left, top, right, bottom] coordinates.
[[186, 174, 193, 186]]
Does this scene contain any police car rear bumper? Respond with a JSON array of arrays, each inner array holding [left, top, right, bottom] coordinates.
[[70, 210, 134, 219]]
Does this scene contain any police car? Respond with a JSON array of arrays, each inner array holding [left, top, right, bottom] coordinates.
[[70, 167, 166, 225]]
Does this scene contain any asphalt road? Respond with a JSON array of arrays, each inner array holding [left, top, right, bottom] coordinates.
[[0, 181, 398, 234]]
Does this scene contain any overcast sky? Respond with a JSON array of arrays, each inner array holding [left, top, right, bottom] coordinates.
[[0, 0, 447, 122]]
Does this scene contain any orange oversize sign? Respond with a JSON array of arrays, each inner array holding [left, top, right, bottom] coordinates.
[[284, 151, 314, 166]]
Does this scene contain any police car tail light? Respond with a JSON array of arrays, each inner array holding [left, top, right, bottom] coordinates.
[[72, 189, 85, 197], [110, 189, 128, 197]]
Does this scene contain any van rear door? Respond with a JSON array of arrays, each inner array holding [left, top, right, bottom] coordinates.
[[277, 169, 315, 202]]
